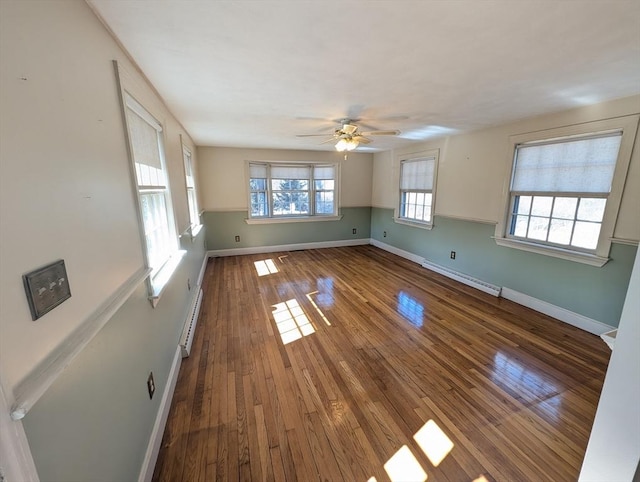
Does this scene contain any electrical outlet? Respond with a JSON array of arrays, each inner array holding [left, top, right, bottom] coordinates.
[[383, 231, 387, 238], [450, 251, 456, 260], [352, 228, 357, 234], [235, 235, 240, 242], [147, 372, 155, 399]]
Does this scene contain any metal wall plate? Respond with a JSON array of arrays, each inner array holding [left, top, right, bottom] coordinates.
[[22, 259, 71, 320]]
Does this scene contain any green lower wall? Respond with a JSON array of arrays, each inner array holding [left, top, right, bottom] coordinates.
[[371, 208, 636, 327], [203, 206, 372, 250], [23, 230, 207, 482]]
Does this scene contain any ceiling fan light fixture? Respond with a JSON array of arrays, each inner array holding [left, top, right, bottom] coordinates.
[[335, 138, 359, 151]]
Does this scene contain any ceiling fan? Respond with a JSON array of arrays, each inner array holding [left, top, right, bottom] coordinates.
[[296, 118, 400, 152]]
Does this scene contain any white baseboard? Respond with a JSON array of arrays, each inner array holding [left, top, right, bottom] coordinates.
[[138, 345, 182, 482], [369, 239, 424, 264], [207, 238, 370, 257], [196, 254, 208, 287], [500, 287, 615, 335]]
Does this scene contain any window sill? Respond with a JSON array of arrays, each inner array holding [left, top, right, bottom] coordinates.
[[245, 215, 343, 225], [393, 217, 434, 230], [148, 250, 186, 307], [493, 237, 609, 267], [190, 224, 203, 240]]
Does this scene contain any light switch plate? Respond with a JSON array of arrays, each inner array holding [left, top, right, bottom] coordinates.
[[22, 259, 71, 320]]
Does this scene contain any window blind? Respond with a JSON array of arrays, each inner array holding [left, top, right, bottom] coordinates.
[[512, 132, 621, 193], [127, 108, 165, 188], [271, 165, 310, 179], [249, 163, 267, 178], [400, 157, 435, 190], [314, 165, 335, 180]]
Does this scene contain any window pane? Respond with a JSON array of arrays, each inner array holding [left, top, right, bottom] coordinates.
[[272, 179, 308, 191], [294, 193, 309, 214], [515, 195, 532, 215], [572, 221, 601, 249], [577, 198, 606, 222], [531, 196, 553, 217], [272, 191, 309, 215], [528, 216, 549, 241], [314, 179, 334, 190], [140, 192, 171, 272], [188, 189, 198, 226], [315, 192, 334, 214], [513, 215, 529, 237], [250, 178, 266, 191], [552, 197, 578, 220], [548, 218, 573, 245]]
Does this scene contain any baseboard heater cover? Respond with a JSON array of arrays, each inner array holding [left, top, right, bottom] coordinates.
[[180, 288, 203, 358], [421, 259, 502, 297]]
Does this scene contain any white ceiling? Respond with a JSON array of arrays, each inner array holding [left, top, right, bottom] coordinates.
[[88, 0, 640, 152]]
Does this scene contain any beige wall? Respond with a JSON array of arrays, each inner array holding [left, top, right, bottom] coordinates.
[[0, 0, 198, 392], [373, 95, 640, 240], [198, 146, 373, 211]]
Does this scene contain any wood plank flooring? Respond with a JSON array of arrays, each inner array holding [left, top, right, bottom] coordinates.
[[152, 245, 610, 482]]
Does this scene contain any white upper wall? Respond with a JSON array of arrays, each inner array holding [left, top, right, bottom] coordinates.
[[0, 0, 198, 392], [373, 95, 640, 240], [198, 146, 373, 211]]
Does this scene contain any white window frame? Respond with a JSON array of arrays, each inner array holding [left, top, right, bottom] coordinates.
[[394, 149, 439, 230], [122, 92, 182, 304], [182, 141, 202, 238], [495, 115, 639, 267], [245, 162, 342, 224]]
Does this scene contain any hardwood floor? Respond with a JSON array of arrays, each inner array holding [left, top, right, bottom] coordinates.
[[152, 245, 610, 482]]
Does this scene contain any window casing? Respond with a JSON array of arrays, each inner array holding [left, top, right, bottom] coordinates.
[[248, 163, 338, 219], [397, 152, 438, 228], [496, 115, 638, 266], [182, 145, 200, 230], [124, 93, 178, 283]]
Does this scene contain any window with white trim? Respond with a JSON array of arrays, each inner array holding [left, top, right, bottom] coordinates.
[[182, 145, 200, 229], [248, 163, 337, 219], [508, 132, 621, 252], [398, 154, 437, 226], [124, 93, 178, 281], [496, 115, 638, 266]]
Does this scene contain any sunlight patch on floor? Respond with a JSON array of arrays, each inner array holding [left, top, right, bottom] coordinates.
[[306, 291, 332, 326], [384, 445, 428, 482], [413, 419, 454, 467], [254, 259, 279, 276], [368, 419, 456, 481], [272, 299, 315, 344]]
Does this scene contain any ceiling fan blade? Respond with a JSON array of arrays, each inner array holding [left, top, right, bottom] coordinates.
[[320, 137, 338, 144], [296, 134, 337, 137], [360, 130, 400, 136], [353, 136, 371, 144]]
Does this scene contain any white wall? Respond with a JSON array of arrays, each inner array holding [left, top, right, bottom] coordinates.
[[579, 248, 640, 481], [198, 146, 373, 211], [373, 95, 640, 240]]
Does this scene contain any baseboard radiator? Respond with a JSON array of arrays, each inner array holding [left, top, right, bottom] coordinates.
[[421, 259, 502, 297], [180, 288, 203, 358]]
